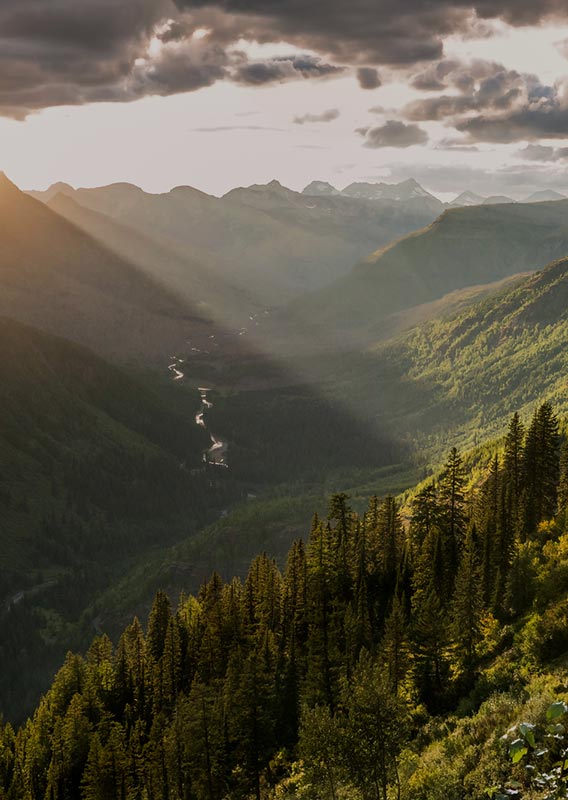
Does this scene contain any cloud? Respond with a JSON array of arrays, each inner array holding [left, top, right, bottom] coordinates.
[[404, 58, 568, 143], [293, 108, 340, 124], [193, 124, 286, 132], [0, 2, 344, 118], [411, 60, 461, 91], [358, 120, 428, 148], [388, 161, 568, 198], [435, 138, 480, 151], [232, 55, 344, 86], [517, 143, 568, 161], [456, 106, 568, 142], [174, 1, 568, 69], [0, 0, 167, 118], [357, 67, 381, 90], [405, 60, 532, 120], [2, 0, 568, 118]]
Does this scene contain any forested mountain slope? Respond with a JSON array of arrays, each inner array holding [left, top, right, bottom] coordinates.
[[0, 316, 219, 720], [364, 255, 568, 452], [2, 404, 567, 800], [293, 200, 568, 344]]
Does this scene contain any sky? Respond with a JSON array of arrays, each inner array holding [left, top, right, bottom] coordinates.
[[3, 1, 568, 199]]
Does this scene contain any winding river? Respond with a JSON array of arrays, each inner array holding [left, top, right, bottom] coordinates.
[[168, 359, 228, 468]]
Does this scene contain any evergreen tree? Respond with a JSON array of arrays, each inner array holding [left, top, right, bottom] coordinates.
[[381, 593, 411, 696], [437, 447, 467, 592], [298, 705, 343, 800], [558, 439, 568, 522], [522, 402, 560, 535], [180, 679, 227, 800], [412, 588, 450, 710], [409, 482, 438, 554], [341, 651, 408, 800], [450, 526, 483, 683], [478, 455, 503, 605], [304, 519, 340, 710], [503, 411, 525, 513], [147, 591, 172, 663]]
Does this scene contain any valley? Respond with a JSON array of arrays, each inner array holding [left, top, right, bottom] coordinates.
[[5, 2, 568, 796], [3, 168, 568, 797]]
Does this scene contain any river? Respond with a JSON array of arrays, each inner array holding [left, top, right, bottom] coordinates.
[[168, 359, 228, 468]]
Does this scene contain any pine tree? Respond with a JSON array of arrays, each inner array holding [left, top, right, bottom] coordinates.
[[327, 493, 352, 546], [503, 411, 525, 515], [478, 455, 503, 605], [409, 482, 438, 555], [82, 725, 128, 800], [224, 635, 277, 800], [412, 588, 450, 711], [558, 440, 568, 521], [147, 591, 172, 663], [437, 447, 467, 591], [298, 705, 343, 800], [180, 679, 227, 800], [450, 526, 483, 683], [0, 723, 16, 798], [341, 651, 407, 800], [304, 519, 340, 710], [523, 403, 560, 535], [153, 616, 182, 713], [381, 593, 411, 696]]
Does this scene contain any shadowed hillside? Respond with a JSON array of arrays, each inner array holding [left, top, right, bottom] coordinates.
[[30, 178, 443, 307], [291, 200, 568, 347], [0, 173, 216, 365]]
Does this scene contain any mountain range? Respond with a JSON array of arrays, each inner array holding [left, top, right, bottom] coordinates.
[[303, 179, 567, 207], [290, 197, 568, 346], [6, 167, 568, 725], [28, 178, 443, 317], [323, 254, 568, 459], [0, 173, 218, 366]]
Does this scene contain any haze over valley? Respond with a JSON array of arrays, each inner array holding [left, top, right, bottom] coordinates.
[[4, 2, 568, 798]]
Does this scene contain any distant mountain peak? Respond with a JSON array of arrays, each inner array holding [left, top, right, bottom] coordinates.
[[525, 189, 567, 203], [302, 181, 340, 197], [449, 190, 485, 207], [483, 195, 515, 206], [49, 181, 74, 193], [168, 184, 213, 200], [340, 179, 437, 202], [0, 171, 21, 195]]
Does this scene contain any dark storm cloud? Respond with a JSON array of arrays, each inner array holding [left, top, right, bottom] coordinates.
[[0, 0, 343, 117], [405, 60, 532, 120], [174, 0, 568, 66], [358, 120, 428, 148], [2, 0, 568, 118], [232, 55, 344, 86], [457, 106, 568, 142], [0, 0, 169, 117], [293, 108, 340, 124], [411, 60, 462, 91], [405, 59, 568, 143], [0, 0, 242, 117], [357, 68, 382, 90]]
